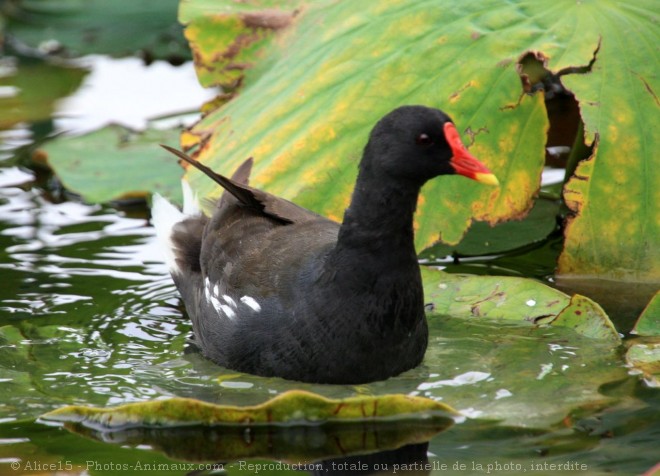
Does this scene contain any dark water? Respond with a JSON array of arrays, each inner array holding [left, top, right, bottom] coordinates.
[[0, 58, 658, 476]]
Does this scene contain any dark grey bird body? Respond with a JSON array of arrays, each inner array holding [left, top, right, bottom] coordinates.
[[152, 106, 497, 384]]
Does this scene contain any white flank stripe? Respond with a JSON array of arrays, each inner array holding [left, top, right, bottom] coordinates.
[[240, 296, 261, 312], [210, 295, 223, 315], [223, 294, 237, 308], [220, 304, 236, 319], [204, 278, 212, 300]]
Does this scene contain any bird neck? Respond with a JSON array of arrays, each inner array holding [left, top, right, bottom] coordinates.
[[334, 165, 421, 263]]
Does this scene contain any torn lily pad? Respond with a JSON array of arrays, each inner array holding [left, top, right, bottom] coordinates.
[[180, 0, 657, 281], [180, 0, 302, 89]]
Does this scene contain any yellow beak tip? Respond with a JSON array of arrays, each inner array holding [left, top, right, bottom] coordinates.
[[475, 173, 500, 187]]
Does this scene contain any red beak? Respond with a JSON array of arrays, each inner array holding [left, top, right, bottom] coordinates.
[[444, 122, 499, 186]]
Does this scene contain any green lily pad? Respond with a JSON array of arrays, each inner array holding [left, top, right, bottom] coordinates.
[[422, 267, 620, 342], [41, 390, 456, 429], [422, 268, 568, 322], [41, 124, 184, 203], [633, 291, 660, 337], [3, 0, 189, 60]]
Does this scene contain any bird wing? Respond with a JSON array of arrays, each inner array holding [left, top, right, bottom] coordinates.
[[161, 145, 326, 225]]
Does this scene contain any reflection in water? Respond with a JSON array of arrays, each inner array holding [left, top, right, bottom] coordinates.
[[312, 443, 430, 475], [60, 420, 447, 476], [55, 56, 216, 134], [417, 371, 491, 390], [0, 167, 190, 417]]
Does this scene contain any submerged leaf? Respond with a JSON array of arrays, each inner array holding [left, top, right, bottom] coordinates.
[[42, 390, 457, 430], [418, 269, 625, 425], [418, 316, 625, 427]]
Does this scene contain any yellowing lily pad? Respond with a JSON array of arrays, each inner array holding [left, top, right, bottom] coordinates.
[[40, 391, 454, 463], [180, 0, 302, 89], [557, 1, 659, 280], [179, 0, 658, 283], [41, 390, 457, 430], [180, 0, 550, 250]]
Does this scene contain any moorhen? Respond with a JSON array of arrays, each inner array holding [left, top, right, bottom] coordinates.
[[152, 105, 497, 384]]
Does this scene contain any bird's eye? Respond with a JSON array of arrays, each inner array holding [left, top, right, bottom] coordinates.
[[415, 133, 433, 146]]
